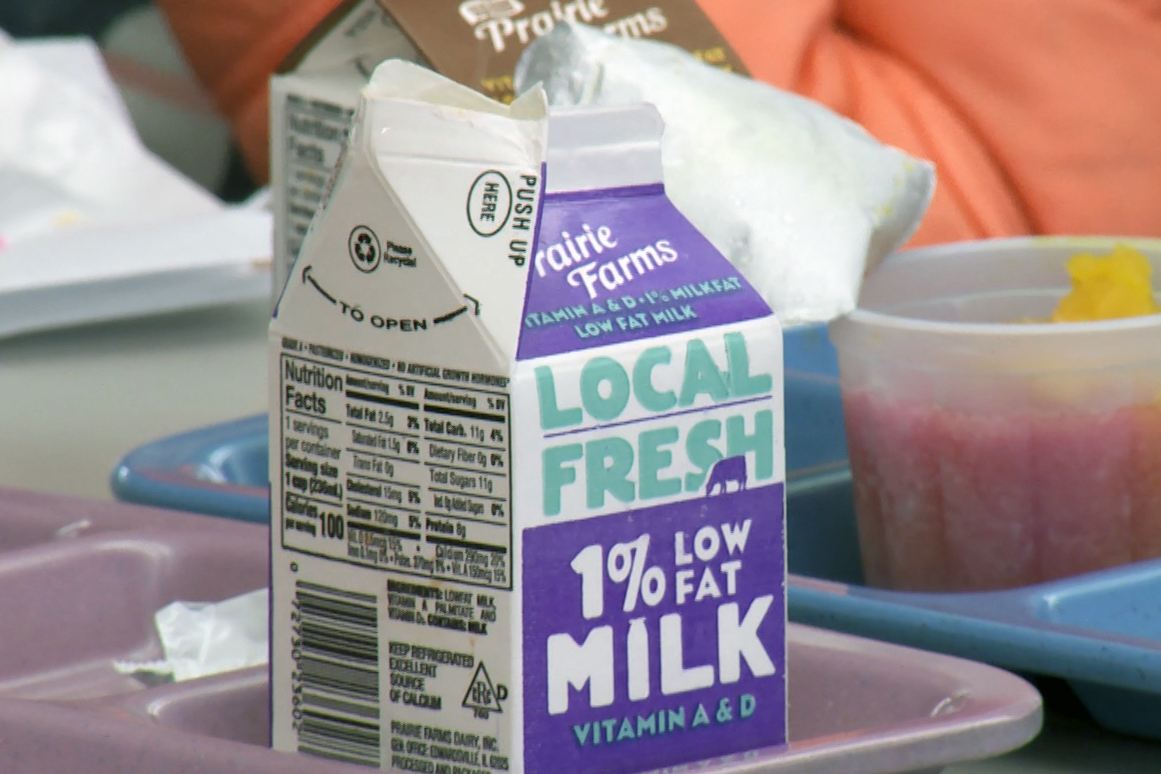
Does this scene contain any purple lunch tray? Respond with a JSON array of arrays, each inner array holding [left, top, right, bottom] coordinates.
[[0, 488, 1040, 774]]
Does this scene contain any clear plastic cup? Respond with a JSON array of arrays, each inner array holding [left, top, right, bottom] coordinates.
[[829, 237, 1161, 592]]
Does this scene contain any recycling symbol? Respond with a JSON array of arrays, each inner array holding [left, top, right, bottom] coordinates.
[[462, 662, 507, 718], [348, 225, 380, 273]]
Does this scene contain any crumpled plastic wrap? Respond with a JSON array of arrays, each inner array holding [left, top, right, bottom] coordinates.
[[114, 588, 268, 684], [515, 23, 936, 324]]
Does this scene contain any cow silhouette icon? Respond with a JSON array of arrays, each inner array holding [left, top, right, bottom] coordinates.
[[705, 455, 747, 496]]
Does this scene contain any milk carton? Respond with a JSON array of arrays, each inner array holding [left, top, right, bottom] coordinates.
[[270, 0, 419, 302], [269, 0, 747, 302], [269, 60, 787, 774]]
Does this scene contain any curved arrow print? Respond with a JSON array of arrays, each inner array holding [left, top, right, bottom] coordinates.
[[301, 265, 481, 330], [301, 265, 337, 304], [432, 294, 482, 325]]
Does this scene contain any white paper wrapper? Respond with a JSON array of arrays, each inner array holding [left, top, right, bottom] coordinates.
[[0, 31, 221, 245], [515, 23, 936, 324], [114, 588, 268, 683], [0, 30, 273, 339]]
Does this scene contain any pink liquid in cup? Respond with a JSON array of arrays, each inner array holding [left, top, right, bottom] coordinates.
[[844, 392, 1161, 592]]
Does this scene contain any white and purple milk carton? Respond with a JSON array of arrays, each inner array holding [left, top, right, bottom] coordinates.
[[269, 59, 787, 774]]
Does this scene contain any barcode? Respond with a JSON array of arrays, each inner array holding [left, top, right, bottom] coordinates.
[[293, 580, 382, 767]]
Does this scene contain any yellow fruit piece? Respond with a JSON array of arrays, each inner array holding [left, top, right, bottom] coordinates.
[[1052, 244, 1161, 322]]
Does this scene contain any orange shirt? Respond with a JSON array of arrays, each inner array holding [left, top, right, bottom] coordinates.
[[155, 0, 1161, 245]]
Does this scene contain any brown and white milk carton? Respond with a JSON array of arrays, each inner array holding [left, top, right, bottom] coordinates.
[[269, 0, 418, 300], [269, 60, 786, 774], [269, 0, 747, 301]]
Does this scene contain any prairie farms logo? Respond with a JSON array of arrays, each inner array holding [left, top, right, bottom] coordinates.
[[458, 0, 525, 25], [463, 1, 670, 54]]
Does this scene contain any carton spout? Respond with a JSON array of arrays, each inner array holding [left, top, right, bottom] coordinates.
[[359, 60, 549, 168], [364, 59, 543, 116], [546, 104, 665, 194]]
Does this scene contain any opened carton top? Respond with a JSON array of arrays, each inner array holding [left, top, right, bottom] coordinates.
[[276, 61, 771, 373]]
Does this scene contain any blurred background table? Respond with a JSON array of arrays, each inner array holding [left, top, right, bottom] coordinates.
[[0, 300, 269, 500]]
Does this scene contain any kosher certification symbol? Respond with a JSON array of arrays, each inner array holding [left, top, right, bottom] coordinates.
[[348, 225, 381, 273], [462, 662, 507, 718]]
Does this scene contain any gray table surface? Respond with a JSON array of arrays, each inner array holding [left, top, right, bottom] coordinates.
[[1, 299, 1159, 773]]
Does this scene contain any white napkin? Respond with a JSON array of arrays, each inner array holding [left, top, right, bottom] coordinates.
[[516, 23, 936, 324], [0, 30, 272, 339]]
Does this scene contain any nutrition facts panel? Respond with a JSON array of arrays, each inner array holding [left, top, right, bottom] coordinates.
[[277, 347, 512, 590], [281, 95, 353, 265]]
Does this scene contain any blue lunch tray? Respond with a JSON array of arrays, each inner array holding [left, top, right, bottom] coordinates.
[[786, 465, 1161, 741], [111, 413, 271, 524]]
